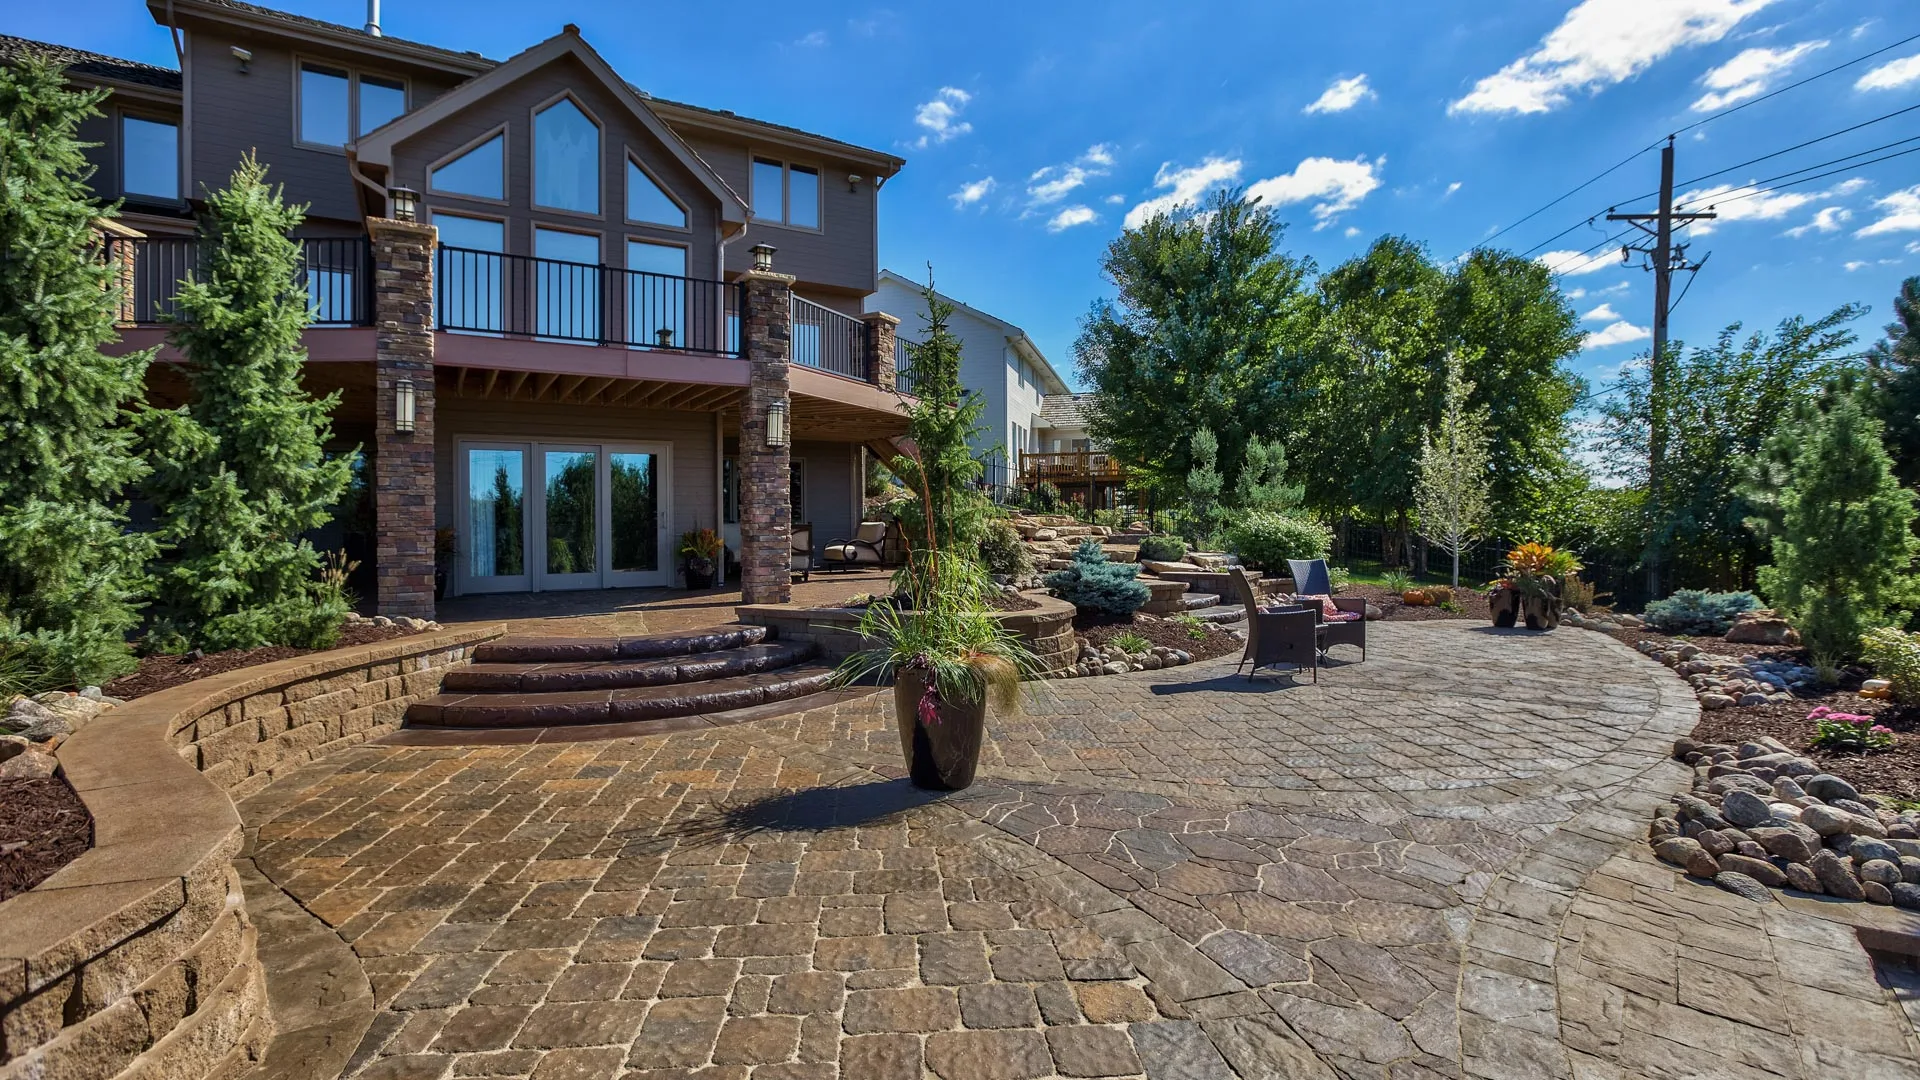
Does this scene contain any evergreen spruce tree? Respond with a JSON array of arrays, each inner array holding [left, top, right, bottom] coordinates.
[[143, 154, 357, 650], [1414, 352, 1494, 587], [0, 57, 156, 686], [890, 272, 993, 601], [1185, 428, 1223, 543], [1234, 435, 1304, 514], [1747, 376, 1918, 677], [1866, 276, 1920, 487]]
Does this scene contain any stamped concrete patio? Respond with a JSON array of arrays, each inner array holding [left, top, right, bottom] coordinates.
[[235, 622, 1920, 1079]]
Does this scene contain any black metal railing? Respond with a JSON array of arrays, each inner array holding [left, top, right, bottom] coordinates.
[[895, 336, 917, 395], [103, 236, 373, 326], [790, 295, 867, 381], [435, 246, 743, 356]]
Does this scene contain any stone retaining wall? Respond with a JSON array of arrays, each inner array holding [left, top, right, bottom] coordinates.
[[739, 592, 1079, 672], [0, 627, 501, 1080]]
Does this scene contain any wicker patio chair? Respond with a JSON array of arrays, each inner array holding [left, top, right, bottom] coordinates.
[[1240, 606, 1319, 682], [1286, 559, 1366, 661]]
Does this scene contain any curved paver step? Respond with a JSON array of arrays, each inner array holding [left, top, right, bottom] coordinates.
[[471, 622, 768, 663], [406, 663, 838, 728], [1190, 605, 1246, 624], [444, 641, 819, 693], [1176, 591, 1222, 610]]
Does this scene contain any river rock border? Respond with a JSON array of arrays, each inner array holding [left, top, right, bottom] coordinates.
[[0, 626, 501, 1080], [1651, 735, 1920, 909], [1635, 640, 1819, 710]]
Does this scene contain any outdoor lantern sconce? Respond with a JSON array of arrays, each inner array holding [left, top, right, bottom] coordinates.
[[230, 46, 252, 73], [766, 399, 789, 448], [394, 376, 417, 433], [656, 327, 675, 348], [749, 243, 777, 273], [389, 186, 419, 222]]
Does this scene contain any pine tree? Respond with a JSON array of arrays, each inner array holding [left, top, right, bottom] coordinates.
[[0, 57, 156, 687], [1748, 376, 1918, 677], [1185, 428, 1223, 543], [1415, 352, 1494, 587], [1866, 276, 1920, 487], [142, 154, 357, 651], [1234, 435, 1303, 513]]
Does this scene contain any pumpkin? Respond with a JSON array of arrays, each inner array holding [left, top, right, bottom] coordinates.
[[1402, 589, 1431, 605]]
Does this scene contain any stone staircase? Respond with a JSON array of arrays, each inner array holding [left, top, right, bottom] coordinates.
[[404, 623, 837, 731]]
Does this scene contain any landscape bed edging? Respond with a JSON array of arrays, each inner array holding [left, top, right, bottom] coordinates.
[[0, 625, 503, 1080]]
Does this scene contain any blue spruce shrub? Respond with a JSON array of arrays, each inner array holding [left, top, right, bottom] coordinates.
[[1045, 539, 1150, 617], [1640, 589, 1761, 637]]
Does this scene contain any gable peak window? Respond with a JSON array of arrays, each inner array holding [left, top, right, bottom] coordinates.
[[751, 157, 820, 229], [431, 131, 505, 201], [121, 114, 179, 201], [535, 96, 600, 215], [298, 62, 408, 149], [627, 158, 686, 228]]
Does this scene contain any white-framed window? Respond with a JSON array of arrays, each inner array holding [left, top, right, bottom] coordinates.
[[626, 156, 687, 228], [430, 129, 506, 202], [534, 95, 601, 215], [120, 114, 178, 201], [296, 61, 407, 149], [750, 156, 821, 229]]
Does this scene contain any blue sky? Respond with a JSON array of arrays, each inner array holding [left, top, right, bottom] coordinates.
[[16, 0, 1920, 397]]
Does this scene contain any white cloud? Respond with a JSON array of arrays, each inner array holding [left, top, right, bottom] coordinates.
[[1566, 287, 1587, 299], [1690, 40, 1825, 111], [1123, 157, 1244, 229], [1597, 280, 1631, 295], [1846, 260, 1871, 272], [1344, 226, 1362, 238], [1857, 53, 1920, 92], [950, 177, 995, 209], [1450, 0, 1776, 116], [1103, 194, 1125, 205], [1304, 74, 1375, 114], [1908, 241, 1920, 255], [912, 87, 972, 148], [1444, 181, 1463, 198], [1046, 205, 1099, 233], [1857, 185, 1920, 237], [1027, 145, 1117, 206], [1244, 155, 1384, 229], [1676, 181, 1821, 234], [1582, 303, 1621, 322], [1585, 320, 1653, 348], [1784, 206, 1851, 237], [793, 30, 828, 47], [1538, 248, 1619, 276]]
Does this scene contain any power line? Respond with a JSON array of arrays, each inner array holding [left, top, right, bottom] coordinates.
[[1463, 142, 1660, 258], [1677, 141, 1920, 211], [1544, 226, 1637, 276], [1670, 31, 1920, 137], [1613, 101, 1920, 206]]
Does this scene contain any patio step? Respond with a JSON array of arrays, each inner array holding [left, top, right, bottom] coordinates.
[[406, 664, 839, 729], [443, 641, 818, 693], [471, 623, 768, 664], [1177, 592, 1222, 611], [1190, 605, 1247, 625]]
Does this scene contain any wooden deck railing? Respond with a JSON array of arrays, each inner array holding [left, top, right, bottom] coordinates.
[[1018, 450, 1125, 484]]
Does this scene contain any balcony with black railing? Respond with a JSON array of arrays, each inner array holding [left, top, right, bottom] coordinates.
[[104, 235, 374, 326], [790, 295, 868, 381], [434, 246, 745, 357]]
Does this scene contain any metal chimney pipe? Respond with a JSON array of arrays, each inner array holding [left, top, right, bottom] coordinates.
[[365, 0, 382, 36]]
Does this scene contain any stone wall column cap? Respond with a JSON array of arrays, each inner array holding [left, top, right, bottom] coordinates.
[[860, 310, 901, 327], [365, 216, 439, 243], [741, 269, 798, 286]]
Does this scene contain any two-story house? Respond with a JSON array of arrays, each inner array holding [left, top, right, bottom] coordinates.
[[6, 0, 911, 616], [867, 270, 1069, 496]]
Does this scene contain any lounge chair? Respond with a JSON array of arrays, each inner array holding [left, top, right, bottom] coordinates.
[[1228, 568, 1315, 681], [791, 523, 812, 582], [1286, 559, 1367, 661], [823, 521, 889, 570]]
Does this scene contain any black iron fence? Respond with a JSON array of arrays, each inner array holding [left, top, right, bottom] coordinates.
[[104, 235, 373, 326], [790, 295, 868, 381], [895, 336, 917, 395], [435, 246, 744, 355]]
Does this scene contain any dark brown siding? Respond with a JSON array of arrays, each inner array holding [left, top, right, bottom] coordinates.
[[183, 27, 464, 226], [76, 91, 183, 210], [678, 132, 878, 298], [390, 54, 722, 279]]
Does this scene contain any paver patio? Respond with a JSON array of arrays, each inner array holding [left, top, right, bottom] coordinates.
[[235, 622, 1920, 1079]]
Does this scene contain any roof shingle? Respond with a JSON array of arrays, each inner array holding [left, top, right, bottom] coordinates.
[[0, 34, 181, 91]]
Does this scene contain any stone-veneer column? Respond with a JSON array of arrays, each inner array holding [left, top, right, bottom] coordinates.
[[862, 310, 900, 392], [367, 216, 438, 619], [740, 268, 795, 605]]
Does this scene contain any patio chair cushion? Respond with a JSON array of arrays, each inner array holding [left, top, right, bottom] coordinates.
[[1295, 594, 1362, 622]]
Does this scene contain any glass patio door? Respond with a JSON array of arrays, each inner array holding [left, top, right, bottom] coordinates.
[[606, 446, 670, 587], [459, 444, 530, 594], [537, 446, 600, 590]]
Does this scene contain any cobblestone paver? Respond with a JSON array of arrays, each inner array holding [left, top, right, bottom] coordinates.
[[237, 622, 1913, 1078]]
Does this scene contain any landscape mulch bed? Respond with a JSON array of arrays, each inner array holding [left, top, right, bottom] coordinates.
[[102, 622, 424, 701], [1349, 583, 1492, 622], [0, 777, 92, 903], [1075, 612, 1242, 662]]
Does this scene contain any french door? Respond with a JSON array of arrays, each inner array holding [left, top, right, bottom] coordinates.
[[457, 440, 672, 594]]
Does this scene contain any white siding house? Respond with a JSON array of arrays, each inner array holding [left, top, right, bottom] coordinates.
[[868, 270, 1071, 487]]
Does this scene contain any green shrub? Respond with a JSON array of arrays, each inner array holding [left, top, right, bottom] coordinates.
[[1382, 568, 1414, 594], [1169, 613, 1209, 640], [1136, 536, 1188, 563], [1328, 566, 1351, 593], [1223, 512, 1332, 570], [1045, 539, 1149, 617], [1640, 589, 1760, 637], [979, 519, 1033, 578], [1111, 632, 1151, 655], [1861, 627, 1920, 703]]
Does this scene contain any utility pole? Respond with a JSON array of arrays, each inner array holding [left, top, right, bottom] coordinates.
[[1607, 136, 1714, 600]]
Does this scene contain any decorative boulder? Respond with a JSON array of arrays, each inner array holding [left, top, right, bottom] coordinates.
[[1725, 608, 1799, 646]]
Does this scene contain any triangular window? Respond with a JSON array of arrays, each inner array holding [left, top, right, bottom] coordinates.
[[628, 159, 687, 227], [430, 132, 504, 200]]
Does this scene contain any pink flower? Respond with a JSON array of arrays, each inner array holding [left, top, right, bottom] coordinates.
[[917, 684, 941, 727], [1872, 725, 1893, 735], [1808, 706, 1831, 720]]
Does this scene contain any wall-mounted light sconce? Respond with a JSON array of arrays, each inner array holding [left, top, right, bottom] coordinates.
[[394, 376, 417, 433], [389, 185, 419, 222], [749, 243, 776, 273], [765, 398, 789, 448], [656, 327, 675, 348], [230, 46, 252, 73], [847, 174, 864, 193]]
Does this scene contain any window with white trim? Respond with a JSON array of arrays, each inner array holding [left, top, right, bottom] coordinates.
[[121, 115, 178, 200], [534, 97, 600, 214], [751, 157, 820, 229], [297, 62, 407, 148]]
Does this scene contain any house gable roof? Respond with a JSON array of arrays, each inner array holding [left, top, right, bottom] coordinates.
[[0, 34, 181, 92], [879, 269, 1071, 395], [1038, 393, 1093, 430], [351, 28, 747, 230]]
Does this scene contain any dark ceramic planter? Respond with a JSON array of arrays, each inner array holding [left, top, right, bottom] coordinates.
[[1489, 587, 1520, 628], [893, 668, 987, 791], [683, 564, 715, 590]]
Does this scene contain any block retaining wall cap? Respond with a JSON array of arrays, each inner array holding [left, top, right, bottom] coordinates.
[[0, 626, 502, 1077], [739, 593, 1076, 669]]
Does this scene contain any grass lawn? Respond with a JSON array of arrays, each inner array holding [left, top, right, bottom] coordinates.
[[1337, 557, 1490, 589]]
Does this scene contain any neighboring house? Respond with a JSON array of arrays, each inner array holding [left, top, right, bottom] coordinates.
[[868, 270, 1069, 491], [1036, 393, 1096, 454], [5, 0, 911, 614]]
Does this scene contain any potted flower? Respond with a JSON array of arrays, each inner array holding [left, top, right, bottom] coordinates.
[[434, 527, 457, 600], [1489, 542, 1579, 630], [679, 527, 723, 589]]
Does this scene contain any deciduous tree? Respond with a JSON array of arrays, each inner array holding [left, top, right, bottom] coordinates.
[[1415, 352, 1493, 587]]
